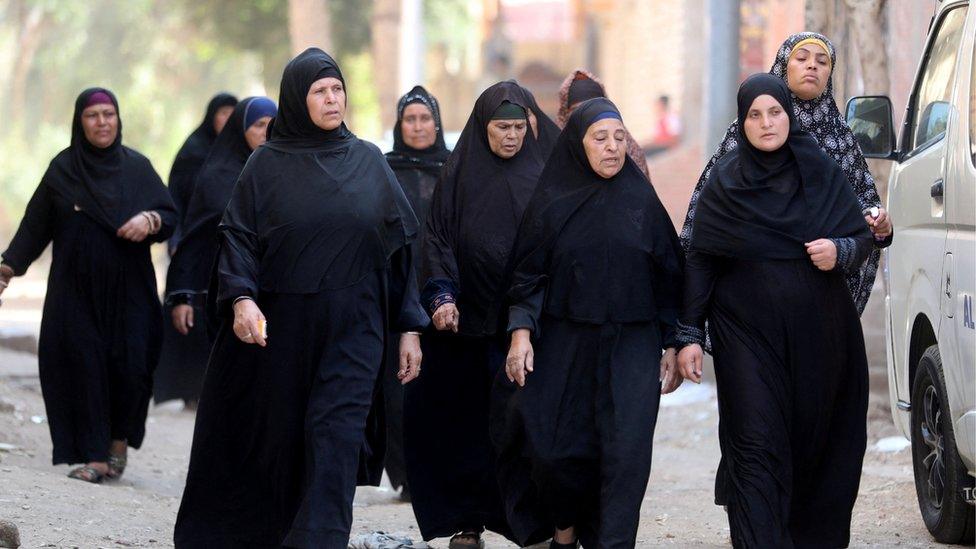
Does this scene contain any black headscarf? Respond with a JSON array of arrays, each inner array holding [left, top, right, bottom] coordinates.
[[166, 97, 275, 295], [168, 93, 238, 243], [511, 81, 560, 157], [42, 87, 175, 232], [690, 73, 870, 259], [385, 85, 451, 172], [216, 48, 418, 302], [265, 49, 354, 152], [421, 81, 548, 336], [506, 97, 683, 325]]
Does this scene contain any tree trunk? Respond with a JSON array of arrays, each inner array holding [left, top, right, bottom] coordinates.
[[804, 0, 831, 34], [843, 0, 888, 94], [288, 0, 332, 55], [371, 0, 401, 130], [8, 3, 48, 131], [844, 0, 891, 200]]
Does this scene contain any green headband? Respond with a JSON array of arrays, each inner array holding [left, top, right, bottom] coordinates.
[[490, 101, 527, 121]]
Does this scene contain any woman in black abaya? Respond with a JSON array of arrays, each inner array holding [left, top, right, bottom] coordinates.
[[167, 92, 237, 251], [382, 85, 451, 500], [155, 96, 277, 406], [677, 74, 872, 548], [403, 81, 555, 548], [174, 49, 427, 549], [496, 98, 684, 548], [680, 33, 891, 314], [0, 88, 176, 483]]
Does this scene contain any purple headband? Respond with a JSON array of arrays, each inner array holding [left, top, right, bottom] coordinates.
[[85, 91, 114, 109]]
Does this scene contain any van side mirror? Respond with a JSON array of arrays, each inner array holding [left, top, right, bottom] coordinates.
[[845, 96, 897, 160]]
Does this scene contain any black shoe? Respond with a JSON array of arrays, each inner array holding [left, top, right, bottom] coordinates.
[[549, 540, 579, 549]]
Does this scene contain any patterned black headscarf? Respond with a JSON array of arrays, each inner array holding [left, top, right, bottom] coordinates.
[[680, 32, 886, 315]]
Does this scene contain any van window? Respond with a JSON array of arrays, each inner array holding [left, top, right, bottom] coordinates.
[[907, 6, 968, 153]]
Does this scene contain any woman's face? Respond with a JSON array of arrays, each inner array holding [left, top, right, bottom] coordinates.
[[786, 44, 831, 101], [487, 118, 528, 159], [213, 105, 235, 134], [244, 116, 272, 151], [743, 94, 790, 152], [582, 117, 626, 179], [81, 103, 119, 148], [306, 77, 346, 131], [401, 103, 437, 150]]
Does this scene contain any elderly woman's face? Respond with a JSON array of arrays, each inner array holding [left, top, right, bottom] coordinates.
[[401, 103, 437, 150], [81, 103, 119, 149], [487, 119, 528, 159], [583, 117, 626, 179], [306, 77, 346, 131], [743, 94, 790, 152], [244, 116, 272, 151], [786, 44, 831, 101]]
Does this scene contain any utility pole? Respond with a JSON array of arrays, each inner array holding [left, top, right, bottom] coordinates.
[[398, 0, 425, 93], [703, 0, 740, 155]]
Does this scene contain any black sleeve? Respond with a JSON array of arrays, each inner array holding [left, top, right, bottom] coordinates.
[[214, 175, 260, 314], [676, 250, 719, 347], [1, 183, 56, 276], [832, 235, 874, 273], [388, 244, 431, 333], [649, 195, 685, 350], [420, 172, 460, 310]]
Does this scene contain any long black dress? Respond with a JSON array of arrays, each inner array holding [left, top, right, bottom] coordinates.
[[677, 75, 874, 548], [1, 88, 176, 464], [492, 98, 684, 548], [155, 97, 275, 404], [403, 81, 555, 541], [382, 85, 451, 496], [174, 49, 428, 549]]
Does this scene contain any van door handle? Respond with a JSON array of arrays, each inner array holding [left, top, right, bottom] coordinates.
[[931, 179, 944, 198]]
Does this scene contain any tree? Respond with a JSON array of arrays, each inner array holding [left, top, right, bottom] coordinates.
[[289, 0, 332, 54]]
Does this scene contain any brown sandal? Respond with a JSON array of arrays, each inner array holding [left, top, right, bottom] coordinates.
[[68, 465, 105, 484]]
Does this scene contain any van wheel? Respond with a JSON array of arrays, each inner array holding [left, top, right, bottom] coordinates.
[[911, 345, 975, 544]]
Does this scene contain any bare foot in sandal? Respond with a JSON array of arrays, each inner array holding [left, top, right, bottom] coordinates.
[[448, 532, 484, 549], [107, 439, 128, 479], [68, 462, 109, 483]]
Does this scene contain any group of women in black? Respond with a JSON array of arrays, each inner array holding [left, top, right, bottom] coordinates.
[[0, 31, 894, 548]]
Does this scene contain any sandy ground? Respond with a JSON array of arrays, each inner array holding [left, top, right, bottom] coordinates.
[[0, 340, 940, 549]]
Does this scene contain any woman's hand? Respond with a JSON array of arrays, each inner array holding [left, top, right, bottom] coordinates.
[[865, 207, 892, 239], [805, 238, 837, 271], [660, 348, 682, 394], [232, 298, 267, 347], [506, 329, 534, 387], [397, 333, 423, 385], [0, 264, 12, 300], [432, 302, 459, 332], [117, 213, 151, 242], [172, 304, 195, 335], [678, 344, 704, 384]]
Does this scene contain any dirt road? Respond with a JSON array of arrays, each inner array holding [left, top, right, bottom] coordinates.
[[0, 344, 937, 548]]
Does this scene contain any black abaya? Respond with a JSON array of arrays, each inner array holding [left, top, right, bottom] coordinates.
[[156, 97, 274, 404], [678, 74, 874, 548], [382, 86, 451, 495], [404, 80, 554, 541], [491, 98, 683, 547], [1, 88, 176, 464], [174, 49, 427, 549]]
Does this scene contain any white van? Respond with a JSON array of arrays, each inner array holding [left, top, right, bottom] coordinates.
[[846, 0, 975, 543]]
